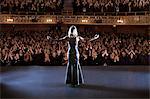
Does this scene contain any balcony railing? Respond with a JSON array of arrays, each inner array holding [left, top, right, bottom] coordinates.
[[0, 14, 149, 25], [0, 10, 149, 16]]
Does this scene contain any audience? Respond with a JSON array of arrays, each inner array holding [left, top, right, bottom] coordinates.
[[0, 0, 149, 14], [73, 0, 150, 14], [0, 28, 149, 66], [0, 0, 64, 14]]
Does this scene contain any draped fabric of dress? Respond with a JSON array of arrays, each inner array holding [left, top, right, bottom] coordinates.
[[65, 37, 84, 85]]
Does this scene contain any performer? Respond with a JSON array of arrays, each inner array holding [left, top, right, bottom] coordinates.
[[47, 25, 99, 87]]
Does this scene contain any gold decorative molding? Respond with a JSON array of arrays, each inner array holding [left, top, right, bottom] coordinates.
[[0, 14, 149, 25]]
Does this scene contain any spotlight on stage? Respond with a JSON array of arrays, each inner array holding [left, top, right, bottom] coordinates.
[[47, 19, 53, 22], [7, 18, 14, 22], [81, 19, 88, 23]]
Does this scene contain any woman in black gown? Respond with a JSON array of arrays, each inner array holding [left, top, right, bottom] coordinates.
[[47, 25, 99, 86]]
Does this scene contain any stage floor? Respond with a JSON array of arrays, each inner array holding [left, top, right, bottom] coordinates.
[[0, 66, 149, 98]]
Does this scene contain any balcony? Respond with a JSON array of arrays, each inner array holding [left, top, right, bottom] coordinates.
[[0, 11, 149, 25]]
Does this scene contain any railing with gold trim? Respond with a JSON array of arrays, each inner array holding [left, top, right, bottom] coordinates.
[[0, 14, 149, 25]]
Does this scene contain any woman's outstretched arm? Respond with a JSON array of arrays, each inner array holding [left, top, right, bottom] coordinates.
[[47, 36, 68, 41], [59, 36, 68, 40], [78, 34, 99, 42], [89, 34, 99, 41]]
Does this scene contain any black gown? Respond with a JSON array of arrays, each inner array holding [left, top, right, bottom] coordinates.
[[65, 37, 84, 86]]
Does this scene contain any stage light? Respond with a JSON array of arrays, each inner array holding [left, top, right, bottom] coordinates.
[[81, 19, 88, 23], [117, 19, 123, 23], [7, 18, 14, 22], [47, 19, 53, 22]]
